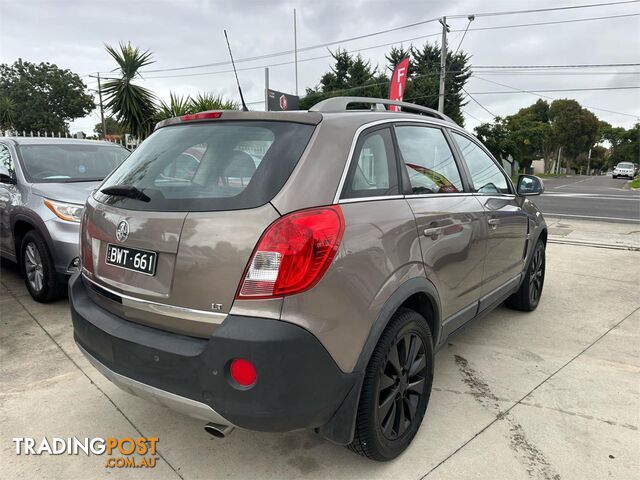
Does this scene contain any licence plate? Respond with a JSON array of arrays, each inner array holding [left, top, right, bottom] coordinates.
[[105, 244, 157, 276]]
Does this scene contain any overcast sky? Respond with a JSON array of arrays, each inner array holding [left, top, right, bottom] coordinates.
[[1, 0, 639, 134]]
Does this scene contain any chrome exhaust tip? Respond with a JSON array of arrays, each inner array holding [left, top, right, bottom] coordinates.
[[204, 422, 235, 439]]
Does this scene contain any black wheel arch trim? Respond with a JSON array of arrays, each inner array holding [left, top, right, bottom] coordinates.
[[318, 276, 441, 445], [11, 212, 57, 263], [520, 223, 547, 288]]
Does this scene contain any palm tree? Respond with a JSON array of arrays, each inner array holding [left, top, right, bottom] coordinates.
[[0, 95, 16, 130], [190, 92, 238, 112], [102, 43, 157, 139], [156, 92, 193, 121]]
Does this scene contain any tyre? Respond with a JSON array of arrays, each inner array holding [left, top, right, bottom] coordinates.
[[506, 239, 545, 312], [348, 308, 434, 461], [20, 230, 64, 302]]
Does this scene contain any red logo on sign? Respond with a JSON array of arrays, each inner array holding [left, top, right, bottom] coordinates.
[[279, 95, 288, 111]]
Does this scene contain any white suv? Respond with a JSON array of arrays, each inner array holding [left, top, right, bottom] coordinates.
[[612, 162, 635, 179]]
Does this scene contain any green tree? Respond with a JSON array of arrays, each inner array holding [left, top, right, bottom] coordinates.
[[548, 99, 600, 170], [299, 42, 471, 125], [576, 145, 608, 174], [475, 117, 515, 173], [93, 116, 124, 137], [102, 43, 157, 139], [385, 46, 413, 74], [474, 99, 560, 173], [600, 122, 639, 168], [406, 43, 471, 125], [299, 50, 387, 109], [0, 59, 94, 133]]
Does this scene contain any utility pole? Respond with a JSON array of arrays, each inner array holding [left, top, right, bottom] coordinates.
[[438, 17, 449, 113], [264, 67, 270, 111], [96, 72, 106, 139], [556, 146, 562, 174], [294, 8, 299, 96], [586, 147, 592, 176]]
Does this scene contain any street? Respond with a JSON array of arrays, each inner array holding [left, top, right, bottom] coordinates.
[[534, 175, 640, 223]]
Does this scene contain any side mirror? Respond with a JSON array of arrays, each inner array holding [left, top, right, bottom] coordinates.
[[517, 174, 544, 196], [0, 165, 16, 184]]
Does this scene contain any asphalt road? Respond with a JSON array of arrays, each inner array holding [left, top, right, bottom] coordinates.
[[533, 175, 640, 223]]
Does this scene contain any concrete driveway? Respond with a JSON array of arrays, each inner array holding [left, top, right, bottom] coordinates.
[[1, 242, 638, 480]]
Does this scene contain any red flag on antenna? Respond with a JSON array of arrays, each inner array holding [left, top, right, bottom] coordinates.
[[389, 58, 410, 111]]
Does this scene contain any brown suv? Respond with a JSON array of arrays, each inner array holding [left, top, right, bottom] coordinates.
[[70, 97, 546, 461]]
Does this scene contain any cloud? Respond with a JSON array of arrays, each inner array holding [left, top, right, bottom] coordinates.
[[1, 0, 638, 133]]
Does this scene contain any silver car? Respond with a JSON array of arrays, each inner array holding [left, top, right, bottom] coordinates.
[[0, 137, 129, 301], [69, 98, 547, 461]]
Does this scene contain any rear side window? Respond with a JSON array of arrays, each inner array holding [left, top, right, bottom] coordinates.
[[342, 127, 399, 199], [395, 126, 463, 194], [451, 132, 510, 194], [96, 121, 314, 211]]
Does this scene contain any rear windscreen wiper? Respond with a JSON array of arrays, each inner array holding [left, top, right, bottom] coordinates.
[[100, 185, 151, 202]]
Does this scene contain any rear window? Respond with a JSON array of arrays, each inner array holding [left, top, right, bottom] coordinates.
[[18, 144, 129, 183], [95, 121, 315, 211]]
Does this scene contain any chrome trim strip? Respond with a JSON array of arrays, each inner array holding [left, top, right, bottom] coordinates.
[[404, 192, 475, 199], [333, 118, 473, 204], [339, 195, 404, 204], [77, 344, 234, 426], [82, 273, 226, 324]]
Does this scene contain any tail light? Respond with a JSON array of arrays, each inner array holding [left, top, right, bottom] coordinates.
[[236, 206, 345, 299]]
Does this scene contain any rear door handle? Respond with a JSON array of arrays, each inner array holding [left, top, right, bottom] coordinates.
[[488, 218, 500, 229]]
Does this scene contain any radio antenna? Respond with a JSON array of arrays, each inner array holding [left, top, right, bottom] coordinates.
[[224, 30, 248, 111]]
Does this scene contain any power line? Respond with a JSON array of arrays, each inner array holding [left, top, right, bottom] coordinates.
[[118, 9, 639, 75], [461, 109, 485, 123], [462, 12, 639, 33], [473, 62, 640, 69], [453, 18, 473, 57], [471, 71, 640, 76], [130, 13, 639, 81], [472, 75, 639, 118], [447, 0, 640, 18], [471, 86, 640, 94], [462, 86, 497, 117]]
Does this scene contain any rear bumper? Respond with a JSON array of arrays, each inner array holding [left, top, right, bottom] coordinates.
[[69, 272, 358, 435]]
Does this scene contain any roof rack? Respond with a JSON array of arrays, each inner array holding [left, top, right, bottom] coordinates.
[[309, 96, 454, 123]]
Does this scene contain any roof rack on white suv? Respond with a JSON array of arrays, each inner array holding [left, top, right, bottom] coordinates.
[[310, 96, 454, 123]]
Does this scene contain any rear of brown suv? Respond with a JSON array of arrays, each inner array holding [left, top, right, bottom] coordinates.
[[70, 97, 547, 460]]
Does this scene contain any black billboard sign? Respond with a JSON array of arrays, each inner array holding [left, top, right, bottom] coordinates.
[[266, 89, 299, 111]]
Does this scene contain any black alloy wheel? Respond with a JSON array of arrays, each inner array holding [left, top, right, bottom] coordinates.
[[529, 244, 545, 305], [377, 331, 427, 440], [506, 239, 546, 312], [348, 308, 434, 461]]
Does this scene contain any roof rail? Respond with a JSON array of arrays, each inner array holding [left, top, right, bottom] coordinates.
[[309, 96, 454, 123]]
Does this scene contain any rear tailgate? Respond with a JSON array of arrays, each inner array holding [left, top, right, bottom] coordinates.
[[82, 197, 279, 337], [80, 117, 316, 337]]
